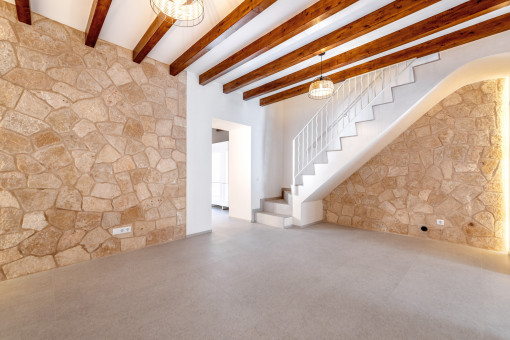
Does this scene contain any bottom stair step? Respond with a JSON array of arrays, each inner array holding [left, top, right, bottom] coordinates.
[[255, 212, 293, 228]]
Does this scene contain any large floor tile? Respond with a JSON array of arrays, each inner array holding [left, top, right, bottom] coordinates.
[[0, 208, 508, 339]]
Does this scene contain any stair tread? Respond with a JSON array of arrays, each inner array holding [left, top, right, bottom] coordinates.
[[256, 211, 292, 218], [265, 198, 288, 204]]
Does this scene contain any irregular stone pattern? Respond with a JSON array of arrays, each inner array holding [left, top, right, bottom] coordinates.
[[323, 80, 506, 252], [0, 2, 186, 280]]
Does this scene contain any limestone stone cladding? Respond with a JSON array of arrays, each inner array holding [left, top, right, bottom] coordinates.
[[0, 2, 186, 280], [323, 79, 507, 252]]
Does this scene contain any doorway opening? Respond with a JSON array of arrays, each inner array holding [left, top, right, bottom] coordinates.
[[211, 118, 252, 226], [211, 128, 229, 222]]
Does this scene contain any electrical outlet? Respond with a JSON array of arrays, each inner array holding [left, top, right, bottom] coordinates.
[[437, 219, 445, 226], [112, 225, 132, 235]]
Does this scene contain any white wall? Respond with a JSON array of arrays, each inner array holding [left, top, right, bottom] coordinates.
[[186, 73, 283, 235], [228, 127, 252, 220]]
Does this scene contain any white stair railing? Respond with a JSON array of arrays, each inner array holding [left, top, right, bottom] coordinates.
[[292, 59, 417, 186]]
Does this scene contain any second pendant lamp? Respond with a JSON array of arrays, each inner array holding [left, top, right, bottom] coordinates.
[[309, 52, 334, 100]]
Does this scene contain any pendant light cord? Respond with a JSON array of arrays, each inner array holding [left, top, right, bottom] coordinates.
[[320, 53, 324, 80]]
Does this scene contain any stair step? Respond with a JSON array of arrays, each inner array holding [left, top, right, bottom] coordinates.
[[255, 212, 293, 228], [263, 199, 292, 215], [282, 189, 292, 204]]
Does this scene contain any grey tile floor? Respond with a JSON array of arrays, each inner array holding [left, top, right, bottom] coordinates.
[[1, 207, 510, 339]]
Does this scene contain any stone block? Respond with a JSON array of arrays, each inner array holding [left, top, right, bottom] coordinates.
[[0, 152, 16, 171], [0, 208, 22, 234], [2, 255, 55, 279], [75, 212, 102, 231], [0, 247, 22, 266], [82, 197, 112, 212], [15, 189, 57, 211], [81, 227, 110, 252], [0, 128, 32, 153], [0, 190, 19, 208], [91, 238, 120, 259], [146, 227, 173, 246], [102, 211, 121, 228], [55, 245, 90, 267], [0, 41, 16, 75], [90, 183, 121, 199], [123, 119, 144, 141], [0, 78, 22, 108], [45, 209, 76, 230], [107, 62, 132, 86], [55, 186, 82, 211], [32, 130, 62, 149], [4, 68, 53, 90], [112, 193, 138, 211], [19, 227, 61, 256], [46, 108, 79, 133], [121, 236, 146, 252], [57, 229, 86, 252], [0, 110, 50, 136], [27, 173, 62, 188], [72, 97, 108, 122], [113, 156, 136, 173], [21, 212, 48, 231], [33, 144, 72, 170]]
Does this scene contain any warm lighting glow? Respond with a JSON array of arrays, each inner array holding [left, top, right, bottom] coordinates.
[[309, 52, 334, 100], [309, 76, 334, 100], [503, 77, 510, 253], [150, 0, 204, 27]]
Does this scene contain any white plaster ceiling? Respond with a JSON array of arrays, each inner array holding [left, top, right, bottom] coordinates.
[[4, 0, 510, 98]]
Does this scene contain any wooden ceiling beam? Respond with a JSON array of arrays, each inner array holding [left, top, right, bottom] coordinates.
[[223, 0, 439, 94], [170, 0, 278, 76], [259, 12, 510, 106], [85, 0, 113, 48], [133, 13, 173, 63], [246, 0, 510, 100], [15, 0, 31, 25], [199, 0, 358, 85]]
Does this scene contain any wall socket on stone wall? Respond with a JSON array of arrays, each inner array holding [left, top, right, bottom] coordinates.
[[436, 219, 445, 226], [113, 225, 132, 235]]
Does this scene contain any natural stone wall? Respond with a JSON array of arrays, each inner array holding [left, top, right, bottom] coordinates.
[[0, 2, 186, 280], [323, 79, 507, 251]]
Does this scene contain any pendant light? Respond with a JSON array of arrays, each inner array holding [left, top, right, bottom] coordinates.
[[150, 0, 205, 27], [308, 52, 334, 100]]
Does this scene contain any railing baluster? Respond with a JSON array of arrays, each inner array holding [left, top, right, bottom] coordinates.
[[292, 58, 417, 183]]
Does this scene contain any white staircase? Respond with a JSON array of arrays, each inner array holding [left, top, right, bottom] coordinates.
[[292, 55, 439, 188], [254, 56, 440, 229], [255, 189, 293, 228], [253, 30, 510, 229], [286, 54, 441, 227]]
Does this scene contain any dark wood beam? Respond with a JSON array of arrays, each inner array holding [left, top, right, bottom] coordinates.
[[15, 0, 31, 25], [260, 12, 510, 106], [133, 13, 173, 63], [199, 0, 358, 85], [223, 0, 439, 94], [246, 0, 510, 100], [85, 0, 113, 48], [169, 0, 278, 76]]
